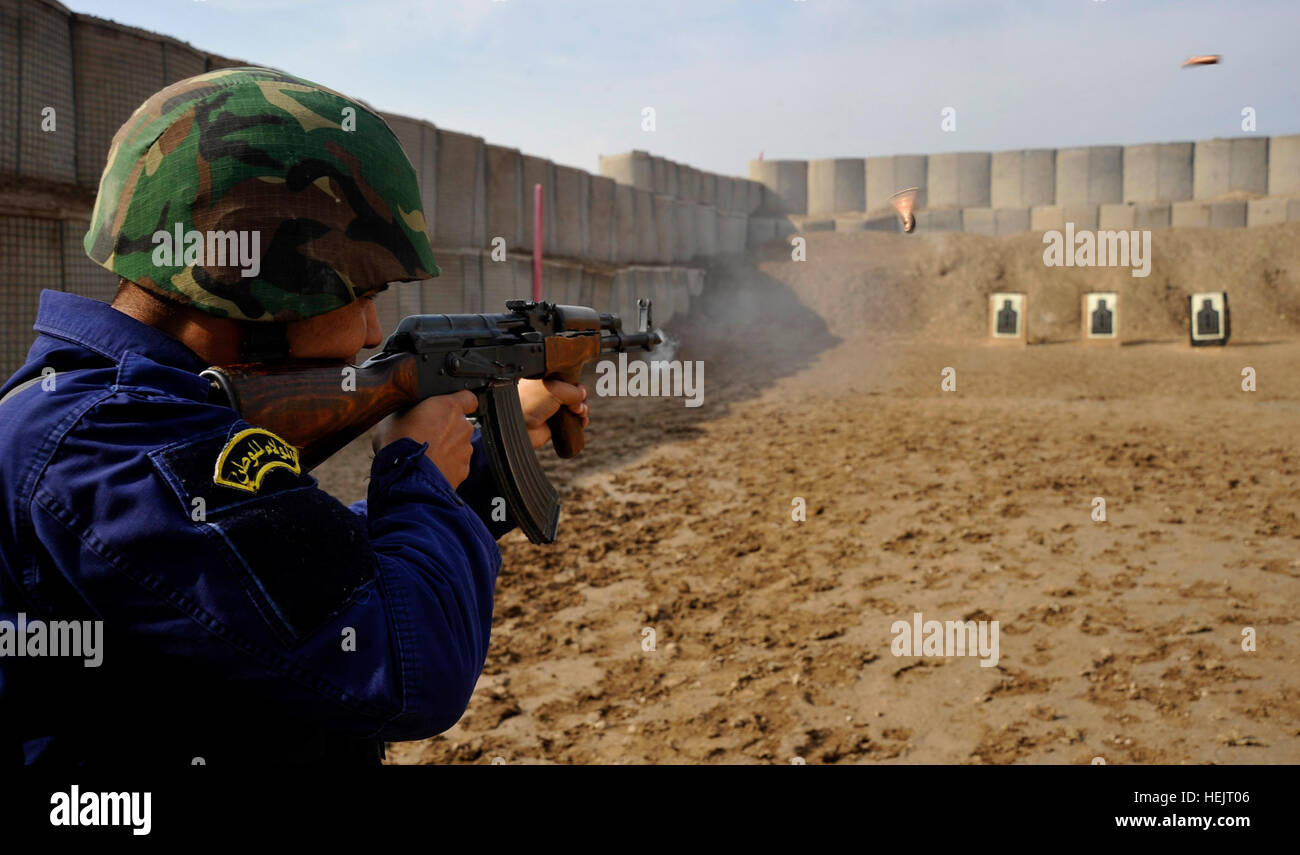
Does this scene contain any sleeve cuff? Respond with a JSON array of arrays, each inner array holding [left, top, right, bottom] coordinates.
[[367, 438, 466, 515]]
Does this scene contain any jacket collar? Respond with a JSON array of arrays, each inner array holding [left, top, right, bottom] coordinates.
[[33, 290, 207, 373]]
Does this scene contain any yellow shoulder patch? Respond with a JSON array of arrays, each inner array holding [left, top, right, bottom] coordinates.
[[213, 427, 301, 494]]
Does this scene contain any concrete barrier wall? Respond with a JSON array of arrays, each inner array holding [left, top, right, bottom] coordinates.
[[1122, 142, 1193, 202], [650, 157, 668, 196], [588, 175, 615, 263], [510, 258, 533, 304], [672, 268, 690, 318], [652, 194, 674, 263], [807, 158, 866, 215], [865, 155, 928, 214], [163, 40, 207, 81], [609, 270, 631, 325], [1030, 204, 1100, 231], [550, 262, 583, 306], [963, 207, 1031, 236], [9, 0, 76, 182], [599, 150, 654, 191], [744, 179, 764, 215], [927, 152, 991, 208], [1172, 199, 1248, 228], [697, 171, 717, 207], [728, 135, 1290, 237], [591, 146, 753, 264], [482, 255, 515, 313], [735, 177, 762, 214], [422, 252, 480, 314], [1245, 197, 1300, 226], [748, 160, 808, 215], [609, 269, 631, 324], [60, 219, 115, 303], [713, 175, 734, 214], [695, 204, 719, 256], [673, 198, 695, 262], [962, 208, 996, 236], [786, 215, 833, 232], [1194, 137, 1268, 199], [913, 209, 963, 233], [686, 268, 704, 298], [433, 128, 486, 250], [718, 211, 748, 255], [485, 144, 523, 251], [605, 135, 1283, 243], [554, 165, 588, 259], [726, 178, 748, 214], [0, 2, 21, 175], [1055, 146, 1123, 204], [834, 214, 899, 233], [663, 159, 678, 197], [678, 165, 698, 202], [613, 183, 637, 264], [588, 270, 613, 313], [990, 149, 1055, 209], [747, 216, 779, 246], [634, 188, 657, 263], [0, 216, 72, 376], [1268, 135, 1300, 196], [1099, 202, 1172, 230]]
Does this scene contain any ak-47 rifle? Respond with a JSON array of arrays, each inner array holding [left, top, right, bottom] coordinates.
[[202, 300, 662, 544]]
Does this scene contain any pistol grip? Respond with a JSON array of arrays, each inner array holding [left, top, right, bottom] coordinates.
[[546, 367, 585, 459]]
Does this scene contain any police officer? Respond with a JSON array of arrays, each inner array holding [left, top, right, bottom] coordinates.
[[0, 67, 589, 765]]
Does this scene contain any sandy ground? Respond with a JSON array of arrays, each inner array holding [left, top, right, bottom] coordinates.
[[315, 225, 1300, 764]]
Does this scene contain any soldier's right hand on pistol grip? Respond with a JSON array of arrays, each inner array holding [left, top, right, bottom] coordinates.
[[374, 390, 478, 489]]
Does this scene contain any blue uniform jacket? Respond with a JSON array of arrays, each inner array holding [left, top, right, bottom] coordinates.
[[0, 291, 512, 765]]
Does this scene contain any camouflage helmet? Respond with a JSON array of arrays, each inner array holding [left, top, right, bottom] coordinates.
[[84, 66, 438, 322]]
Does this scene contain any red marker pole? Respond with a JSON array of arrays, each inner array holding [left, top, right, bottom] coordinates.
[[532, 183, 543, 302]]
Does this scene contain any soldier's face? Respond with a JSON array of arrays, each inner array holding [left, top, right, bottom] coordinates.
[[286, 295, 384, 358]]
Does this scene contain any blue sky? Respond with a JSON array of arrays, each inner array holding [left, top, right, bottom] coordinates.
[[65, 0, 1300, 177]]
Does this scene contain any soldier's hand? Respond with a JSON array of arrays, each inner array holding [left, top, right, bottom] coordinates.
[[374, 391, 478, 489], [518, 378, 589, 450]]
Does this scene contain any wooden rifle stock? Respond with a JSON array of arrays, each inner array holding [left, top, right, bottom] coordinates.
[[203, 353, 421, 472]]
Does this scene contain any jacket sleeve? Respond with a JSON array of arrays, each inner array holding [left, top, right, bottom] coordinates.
[[32, 416, 504, 742], [350, 431, 518, 541], [356, 438, 504, 737]]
